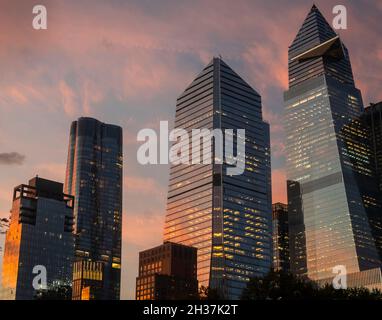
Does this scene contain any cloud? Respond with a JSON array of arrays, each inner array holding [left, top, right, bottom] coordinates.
[[59, 80, 79, 117], [0, 0, 380, 299], [0, 152, 25, 165]]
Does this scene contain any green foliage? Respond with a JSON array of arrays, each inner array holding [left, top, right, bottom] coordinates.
[[241, 269, 382, 300]]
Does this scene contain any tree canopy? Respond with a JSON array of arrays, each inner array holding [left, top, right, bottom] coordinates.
[[241, 270, 382, 300]]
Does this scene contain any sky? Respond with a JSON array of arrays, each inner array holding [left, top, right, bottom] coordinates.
[[0, 0, 381, 300]]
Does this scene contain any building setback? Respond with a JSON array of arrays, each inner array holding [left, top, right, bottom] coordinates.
[[1, 177, 74, 300], [272, 203, 290, 273], [163, 57, 272, 299], [136, 242, 198, 300], [65, 117, 123, 300], [284, 5, 382, 289]]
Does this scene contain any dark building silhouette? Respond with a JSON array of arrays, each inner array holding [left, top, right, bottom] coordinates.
[[361, 102, 382, 258], [136, 242, 198, 300], [363, 102, 382, 192], [286, 180, 307, 275], [284, 5, 382, 290], [163, 57, 272, 299], [1, 177, 74, 300], [272, 203, 290, 273], [65, 117, 123, 300]]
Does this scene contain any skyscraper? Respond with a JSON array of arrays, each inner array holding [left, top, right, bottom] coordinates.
[[163, 57, 272, 299], [1, 177, 74, 300], [284, 5, 382, 289], [363, 102, 382, 191], [65, 117, 123, 300], [272, 203, 290, 273], [136, 242, 198, 300]]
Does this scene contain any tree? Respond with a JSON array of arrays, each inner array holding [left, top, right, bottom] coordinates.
[[0, 217, 10, 253], [241, 269, 382, 300], [199, 286, 222, 300], [34, 284, 72, 300]]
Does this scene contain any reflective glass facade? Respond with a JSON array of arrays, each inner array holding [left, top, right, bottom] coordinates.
[[1, 177, 74, 300], [285, 5, 382, 282], [163, 57, 272, 299], [65, 117, 122, 300]]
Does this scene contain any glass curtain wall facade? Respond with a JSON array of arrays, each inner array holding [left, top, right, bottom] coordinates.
[[284, 5, 382, 285], [65, 117, 123, 300], [163, 57, 272, 299], [1, 177, 74, 300]]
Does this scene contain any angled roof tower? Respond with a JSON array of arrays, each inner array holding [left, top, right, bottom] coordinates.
[[284, 5, 382, 289], [164, 57, 272, 299], [288, 4, 354, 88]]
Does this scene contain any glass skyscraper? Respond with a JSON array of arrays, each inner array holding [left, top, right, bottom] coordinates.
[[65, 117, 123, 300], [285, 5, 382, 289], [1, 177, 74, 300], [163, 57, 272, 299]]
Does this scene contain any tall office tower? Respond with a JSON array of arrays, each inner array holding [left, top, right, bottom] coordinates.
[[363, 102, 382, 191], [1, 177, 74, 300], [285, 5, 382, 289], [272, 203, 290, 273], [135, 242, 198, 300], [65, 117, 123, 300], [163, 57, 272, 299]]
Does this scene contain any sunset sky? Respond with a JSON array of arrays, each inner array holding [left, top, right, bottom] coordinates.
[[0, 0, 381, 299]]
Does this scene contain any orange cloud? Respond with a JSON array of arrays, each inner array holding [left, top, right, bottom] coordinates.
[[0, 0, 380, 300]]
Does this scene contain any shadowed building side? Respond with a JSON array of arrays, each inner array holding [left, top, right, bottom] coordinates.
[[272, 203, 290, 273]]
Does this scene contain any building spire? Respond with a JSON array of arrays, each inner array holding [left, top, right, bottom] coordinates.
[[290, 4, 337, 56]]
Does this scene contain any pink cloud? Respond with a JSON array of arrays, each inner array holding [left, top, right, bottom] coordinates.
[[59, 81, 79, 117], [0, 0, 380, 300], [272, 141, 286, 158]]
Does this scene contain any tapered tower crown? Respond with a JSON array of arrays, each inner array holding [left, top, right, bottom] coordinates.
[[290, 5, 337, 58], [287, 5, 354, 88]]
